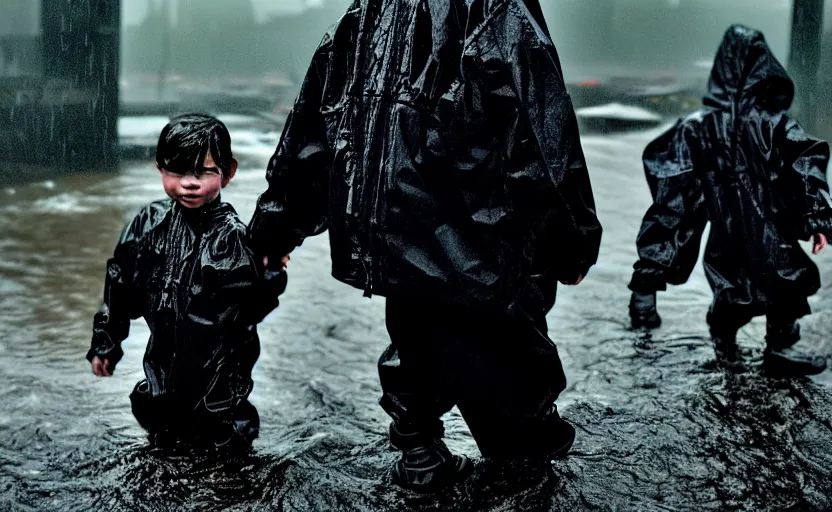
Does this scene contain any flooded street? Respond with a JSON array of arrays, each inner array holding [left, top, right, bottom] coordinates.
[[3, 123, 832, 511]]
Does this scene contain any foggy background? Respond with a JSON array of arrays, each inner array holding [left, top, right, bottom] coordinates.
[[0, 0, 827, 176], [119, 0, 794, 86], [115, 0, 818, 139]]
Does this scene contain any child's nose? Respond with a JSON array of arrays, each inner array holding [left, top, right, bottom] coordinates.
[[180, 175, 200, 189]]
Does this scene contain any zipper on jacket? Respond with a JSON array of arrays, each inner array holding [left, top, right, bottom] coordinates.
[[359, 3, 406, 298], [349, 3, 376, 298], [170, 212, 205, 392]]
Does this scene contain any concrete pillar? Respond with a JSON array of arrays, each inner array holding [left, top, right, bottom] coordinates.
[[789, 0, 824, 131], [40, 0, 120, 171]]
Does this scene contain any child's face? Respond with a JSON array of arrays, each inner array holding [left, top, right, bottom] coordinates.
[[158, 152, 237, 209]]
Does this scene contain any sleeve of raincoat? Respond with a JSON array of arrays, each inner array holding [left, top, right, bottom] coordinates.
[[629, 120, 708, 292], [87, 213, 148, 365], [213, 228, 287, 333], [473, 4, 602, 283], [248, 35, 332, 264], [775, 116, 832, 240], [201, 228, 286, 412]]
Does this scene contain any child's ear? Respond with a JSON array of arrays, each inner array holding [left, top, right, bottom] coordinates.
[[222, 159, 238, 187]]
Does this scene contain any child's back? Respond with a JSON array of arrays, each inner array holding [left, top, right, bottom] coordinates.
[[87, 115, 285, 447], [629, 25, 832, 375]]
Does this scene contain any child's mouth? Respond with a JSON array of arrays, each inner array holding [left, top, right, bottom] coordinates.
[[179, 194, 202, 204]]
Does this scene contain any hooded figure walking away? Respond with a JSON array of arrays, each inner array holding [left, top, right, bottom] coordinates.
[[249, 0, 602, 492], [629, 25, 832, 376]]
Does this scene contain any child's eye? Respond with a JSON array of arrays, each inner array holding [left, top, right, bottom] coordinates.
[[191, 168, 219, 179]]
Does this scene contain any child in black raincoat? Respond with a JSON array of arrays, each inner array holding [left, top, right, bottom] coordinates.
[[629, 25, 832, 376], [249, 0, 601, 492], [87, 114, 286, 448]]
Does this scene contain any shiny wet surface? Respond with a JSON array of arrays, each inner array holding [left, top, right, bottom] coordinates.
[[3, 127, 832, 511]]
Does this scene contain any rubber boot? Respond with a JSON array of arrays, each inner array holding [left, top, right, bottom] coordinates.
[[630, 291, 661, 329], [468, 405, 576, 460], [389, 422, 473, 493], [547, 417, 576, 459], [710, 327, 742, 364], [763, 322, 826, 376]]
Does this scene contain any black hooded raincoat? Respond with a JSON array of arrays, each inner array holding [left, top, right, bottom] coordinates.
[[249, 0, 602, 317], [630, 25, 832, 323]]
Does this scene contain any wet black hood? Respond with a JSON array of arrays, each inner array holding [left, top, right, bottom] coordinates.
[[704, 24, 794, 113]]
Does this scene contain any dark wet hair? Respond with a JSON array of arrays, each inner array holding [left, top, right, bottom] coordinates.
[[155, 114, 233, 175]]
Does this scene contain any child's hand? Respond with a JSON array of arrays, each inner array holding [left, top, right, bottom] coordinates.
[[263, 255, 290, 270], [813, 233, 827, 255], [91, 356, 116, 377], [559, 274, 585, 286]]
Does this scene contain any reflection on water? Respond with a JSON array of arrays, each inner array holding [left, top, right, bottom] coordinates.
[[3, 126, 832, 510]]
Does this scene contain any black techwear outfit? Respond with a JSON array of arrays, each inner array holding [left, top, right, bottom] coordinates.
[[88, 198, 285, 448], [630, 25, 832, 375], [249, 0, 601, 490]]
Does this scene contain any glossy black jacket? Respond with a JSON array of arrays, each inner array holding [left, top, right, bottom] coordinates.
[[249, 0, 602, 316], [631, 25, 832, 319], [87, 199, 285, 414]]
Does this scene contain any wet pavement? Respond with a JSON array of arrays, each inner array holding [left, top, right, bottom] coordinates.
[[3, 125, 832, 511]]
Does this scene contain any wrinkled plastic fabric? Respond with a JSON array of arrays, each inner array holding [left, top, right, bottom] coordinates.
[[249, 0, 602, 316], [87, 198, 286, 433], [630, 25, 832, 321]]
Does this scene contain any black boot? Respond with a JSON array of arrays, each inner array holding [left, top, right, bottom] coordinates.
[[547, 417, 576, 459], [710, 327, 742, 364], [763, 322, 826, 376], [471, 406, 575, 460], [630, 292, 661, 329], [389, 422, 472, 493]]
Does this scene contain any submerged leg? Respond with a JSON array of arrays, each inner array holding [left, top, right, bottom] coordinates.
[[764, 320, 827, 376], [706, 307, 751, 365], [629, 291, 662, 330], [451, 312, 573, 460], [762, 298, 826, 376], [378, 295, 471, 493]]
